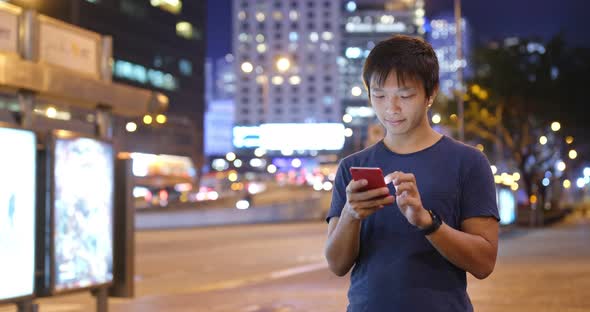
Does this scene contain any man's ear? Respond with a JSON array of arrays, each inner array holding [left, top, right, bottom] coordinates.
[[428, 86, 440, 107]]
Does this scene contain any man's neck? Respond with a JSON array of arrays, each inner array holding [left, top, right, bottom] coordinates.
[[383, 122, 442, 155]]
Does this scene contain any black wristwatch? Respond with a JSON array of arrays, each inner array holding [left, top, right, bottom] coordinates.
[[420, 209, 442, 236]]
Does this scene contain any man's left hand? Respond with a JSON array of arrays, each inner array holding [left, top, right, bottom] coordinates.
[[385, 171, 432, 230]]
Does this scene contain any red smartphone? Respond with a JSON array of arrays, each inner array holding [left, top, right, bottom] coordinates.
[[349, 167, 388, 195]]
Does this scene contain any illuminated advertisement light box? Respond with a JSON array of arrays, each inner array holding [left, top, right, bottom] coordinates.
[[260, 123, 345, 151], [0, 125, 36, 303], [497, 188, 516, 225], [38, 15, 101, 78], [51, 132, 114, 292], [233, 126, 261, 149]]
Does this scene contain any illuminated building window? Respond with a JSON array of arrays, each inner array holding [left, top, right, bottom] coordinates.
[[176, 21, 198, 40], [289, 32, 298, 42], [114, 59, 178, 91], [150, 0, 182, 14], [178, 59, 192, 76], [121, 0, 148, 18], [154, 56, 163, 67]]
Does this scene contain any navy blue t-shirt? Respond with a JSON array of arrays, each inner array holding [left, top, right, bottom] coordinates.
[[327, 135, 499, 312]]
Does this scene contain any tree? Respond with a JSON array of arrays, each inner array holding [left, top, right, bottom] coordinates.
[[435, 35, 587, 211]]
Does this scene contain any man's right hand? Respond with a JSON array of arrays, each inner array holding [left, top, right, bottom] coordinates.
[[342, 179, 395, 220]]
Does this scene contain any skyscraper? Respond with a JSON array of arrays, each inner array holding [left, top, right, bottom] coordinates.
[[339, 0, 425, 152], [232, 0, 341, 126], [427, 12, 472, 97], [204, 54, 236, 157]]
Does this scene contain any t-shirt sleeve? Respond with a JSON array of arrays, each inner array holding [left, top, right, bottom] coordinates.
[[460, 151, 500, 222], [326, 161, 351, 223]]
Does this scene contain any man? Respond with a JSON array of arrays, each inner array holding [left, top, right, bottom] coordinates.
[[325, 35, 499, 311]]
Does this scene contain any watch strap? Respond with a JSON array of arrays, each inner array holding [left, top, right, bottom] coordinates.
[[421, 209, 442, 235]]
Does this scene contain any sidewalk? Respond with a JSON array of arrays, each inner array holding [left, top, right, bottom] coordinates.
[[468, 212, 590, 312]]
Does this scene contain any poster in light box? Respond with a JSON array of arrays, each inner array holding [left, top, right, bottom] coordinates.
[[0, 127, 36, 301], [53, 136, 114, 291]]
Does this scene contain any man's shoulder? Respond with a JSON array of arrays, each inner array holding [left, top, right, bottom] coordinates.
[[441, 136, 488, 160], [440, 136, 492, 175]]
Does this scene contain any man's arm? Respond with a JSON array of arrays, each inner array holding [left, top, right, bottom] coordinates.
[[325, 215, 361, 277], [425, 216, 499, 279], [324, 180, 394, 276], [386, 171, 499, 280]]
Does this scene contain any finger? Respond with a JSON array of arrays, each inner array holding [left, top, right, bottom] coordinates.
[[351, 195, 395, 210], [349, 187, 390, 201], [346, 179, 368, 194], [392, 173, 416, 186], [378, 195, 396, 206], [395, 182, 416, 196], [356, 207, 382, 219], [396, 195, 420, 209], [384, 171, 402, 184]]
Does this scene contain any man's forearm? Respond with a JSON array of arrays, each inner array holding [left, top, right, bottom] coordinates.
[[426, 223, 497, 279], [325, 211, 362, 276]]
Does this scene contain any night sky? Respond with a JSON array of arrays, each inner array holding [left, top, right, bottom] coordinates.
[[205, 0, 590, 157], [206, 0, 589, 60]]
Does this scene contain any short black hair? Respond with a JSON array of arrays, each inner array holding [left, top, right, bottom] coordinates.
[[362, 35, 439, 99]]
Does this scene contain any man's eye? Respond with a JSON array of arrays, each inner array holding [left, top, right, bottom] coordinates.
[[401, 94, 415, 99], [373, 95, 385, 99]]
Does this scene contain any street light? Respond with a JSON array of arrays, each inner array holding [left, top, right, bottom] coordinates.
[[539, 136, 548, 145], [566, 136, 574, 144], [563, 179, 571, 189], [156, 114, 167, 124], [143, 115, 153, 124], [557, 161, 566, 172], [431, 113, 441, 124], [342, 114, 353, 123], [551, 121, 561, 132], [125, 122, 137, 132], [569, 149, 578, 160], [226, 152, 236, 162], [344, 128, 353, 137], [254, 148, 266, 157], [228, 171, 238, 182], [513, 172, 521, 181], [351, 86, 362, 97], [46, 107, 57, 118]]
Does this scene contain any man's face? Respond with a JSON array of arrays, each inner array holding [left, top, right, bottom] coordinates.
[[369, 71, 431, 137]]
